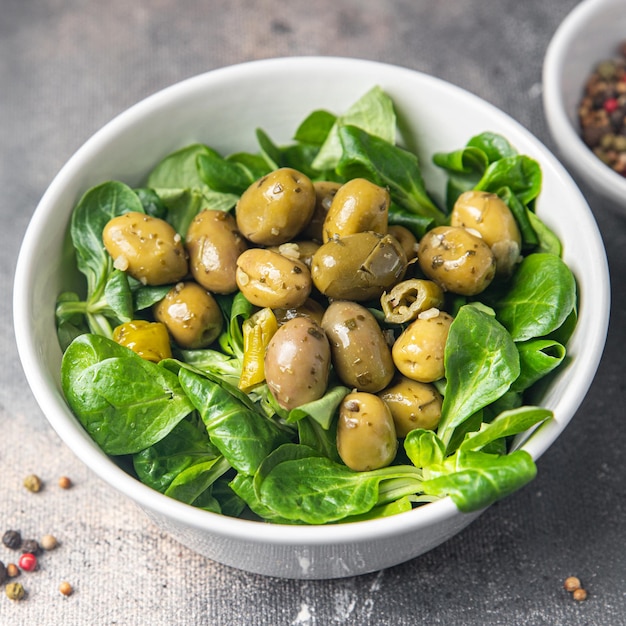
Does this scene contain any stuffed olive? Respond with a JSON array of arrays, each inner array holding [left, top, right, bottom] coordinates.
[[236, 168, 316, 246], [337, 392, 398, 471], [311, 231, 407, 301], [417, 225, 496, 296], [450, 190, 522, 276], [321, 301, 395, 393], [102, 212, 188, 286], [391, 310, 453, 383], [378, 377, 443, 437], [236, 248, 312, 309], [322, 178, 389, 242], [153, 281, 223, 349], [185, 209, 248, 294], [264, 317, 331, 410]]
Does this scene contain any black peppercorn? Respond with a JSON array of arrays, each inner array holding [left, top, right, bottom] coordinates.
[[0, 560, 7, 585], [2, 530, 22, 550], [21, 539, 41, 556]]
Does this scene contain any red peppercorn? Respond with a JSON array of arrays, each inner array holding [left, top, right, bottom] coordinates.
[[18, 553, 37, 572], [604, 97, 619, 113]]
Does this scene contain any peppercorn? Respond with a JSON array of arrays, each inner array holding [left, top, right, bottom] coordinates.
[[58, 476, 72, 490], [40, 534, 58, 551], [2, 529, 22, 550], [564, 576, 581, 592], [5, 582, 25, 601], [23, 474, 43, 493], [21, 539, 41, 555], [6, 563, 19, 578], [573, 588, 588, 602], [0, 561, 7, 585], [18, 553, 37, 572], [59, 581, 73, 597]]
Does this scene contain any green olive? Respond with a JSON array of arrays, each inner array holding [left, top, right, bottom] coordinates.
[[301, 181, 342, 242], [450, 190, 522, 276], [185, 209, 248, 294], [236, 168, 316, 245], [236, 248, 312, 309], [417, 226, 496, 296], [264, 317, 331, 410], [378, 376, 442, 437], [391, 310, 453, 382], [322, 178, 389, 243], [269, 240, 320, 269], [311, 231, 407, 301], [153, 281, 223, 349], [387, 225, 419, 262], [321, 300, 395, 393], [103, 212, 188, 285], [273, 297, 326, 327], [337, 392, 398, 471]]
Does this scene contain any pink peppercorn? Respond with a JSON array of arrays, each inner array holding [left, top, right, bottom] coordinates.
[[604, 97, 619, 113], [18, 553, 37, 572]]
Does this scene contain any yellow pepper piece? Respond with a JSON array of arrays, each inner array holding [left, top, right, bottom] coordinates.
[[112, 320, 172, 362], [239, 307, 278, 391]]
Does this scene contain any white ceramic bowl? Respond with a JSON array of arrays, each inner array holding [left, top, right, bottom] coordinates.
[[14, 57, 609, 579], [543, 0, 626, 207]]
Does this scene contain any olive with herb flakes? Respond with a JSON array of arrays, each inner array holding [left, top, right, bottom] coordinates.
[[102, 212, 188, 286], [236, 167, 316, 246], [153, 281, 223, 349], [417, 225, 496, 296], [236, 248, 312, 309], [185, 209, 248, 295], [321, 300, 395, 393], [337, 392, 398, 472], [264, 317, 331, 410]]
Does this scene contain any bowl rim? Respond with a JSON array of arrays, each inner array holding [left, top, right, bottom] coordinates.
[[542, 0, 626, 206], [13, 55, 610, 546]]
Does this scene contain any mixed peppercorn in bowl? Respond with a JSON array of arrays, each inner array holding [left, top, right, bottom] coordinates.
[[13, 57, 609, 579], [543, 0, 626, 207]]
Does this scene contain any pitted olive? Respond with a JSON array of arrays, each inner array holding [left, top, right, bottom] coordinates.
[[301, 181, 342, 242], [269, 240, 320, 269], [236, 168, 316, 246], [153, 281, 223, 349], [322, 178, 389, 243], [417, 225, 496, 296], [264, 317, 331, 410], [378, 376, 443, 437], [311, 231, 407, 301], [103, 212, 188, 285], [235, 248, 312, 309], [337, 392, 398, 471], [321, 300, 395, 393], [387, 225, 419, 262], [450, 190, 522, 276], [273, 298, 326, 327], [391, 310, 453, 383], [185, 209, 248, 294]]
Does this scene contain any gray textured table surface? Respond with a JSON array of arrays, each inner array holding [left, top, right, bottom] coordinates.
[[2, 0, 625, 624]]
